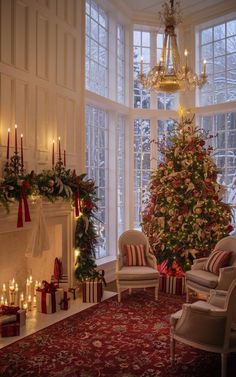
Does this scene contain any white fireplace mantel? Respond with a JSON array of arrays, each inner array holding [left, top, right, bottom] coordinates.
[[0, 199, 76, 293]]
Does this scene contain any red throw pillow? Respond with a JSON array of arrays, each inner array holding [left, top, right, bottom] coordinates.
[[123, 244, 147, 266], [204, 250, 232, 275]]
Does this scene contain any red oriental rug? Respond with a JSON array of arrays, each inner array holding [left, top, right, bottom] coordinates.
[[0, 289, 236, 377]]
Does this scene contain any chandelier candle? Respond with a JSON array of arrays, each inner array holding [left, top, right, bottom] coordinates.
[[140, 56, 143, 75], [6, 128, 10, 160]]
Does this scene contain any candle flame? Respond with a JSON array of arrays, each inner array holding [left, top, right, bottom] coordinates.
[[53, 139, 55, 144], [58, 136, 61, 141], [21, 133, 23, 138], [15, 124, 17, 129], [8, 128, 10, 132], [184, 49, 188, 56], [203, 59, 207, 64]]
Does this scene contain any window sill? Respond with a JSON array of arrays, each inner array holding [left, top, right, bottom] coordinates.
[[96, 255, 117, 266]]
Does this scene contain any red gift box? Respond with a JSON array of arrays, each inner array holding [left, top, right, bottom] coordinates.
[[82, 279, 103, 303], [1, 322, 20, 337], [159, 274, 186, 295]]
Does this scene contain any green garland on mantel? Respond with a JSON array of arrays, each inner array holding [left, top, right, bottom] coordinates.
[[0, 161, 101, 281]]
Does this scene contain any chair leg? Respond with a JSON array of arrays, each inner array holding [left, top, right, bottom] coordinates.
[[221, 353, 227, 377], [170, 335, 175, 366], [155, 284, 158, 300], [117, 281, 121, 302], [186, 286, 190, 303]]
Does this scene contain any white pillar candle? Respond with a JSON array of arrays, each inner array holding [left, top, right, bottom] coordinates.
[[28, 295, 32, 311], [20, 293, 24, 310]]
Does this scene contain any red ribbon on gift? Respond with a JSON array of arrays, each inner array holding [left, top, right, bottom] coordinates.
[[17, 181, 31, 228], [157, 260, 185, 277], [0, 305, 20, 315]]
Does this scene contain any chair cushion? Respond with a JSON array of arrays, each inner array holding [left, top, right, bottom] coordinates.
[[185, 269, 218, 288], [123, 244, 147, 266], [116, 266, 159, 280], [204, 250, 232, 275]]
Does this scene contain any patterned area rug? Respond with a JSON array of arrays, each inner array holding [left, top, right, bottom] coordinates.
[[0, 289, 235, 377]]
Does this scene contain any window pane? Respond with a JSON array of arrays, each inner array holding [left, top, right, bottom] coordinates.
[[85, 0, 108, 97], [201, 28, 213, 44], [133, 119, 151, 228], [199, 18, 236, 106], [227, 20, 236, 37], [200, 112, 236, 219], [214, 24, 225, 40], [86, 105, 108, 259]]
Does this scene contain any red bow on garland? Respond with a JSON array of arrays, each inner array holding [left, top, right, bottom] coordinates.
[[17, 180, 31, 228]]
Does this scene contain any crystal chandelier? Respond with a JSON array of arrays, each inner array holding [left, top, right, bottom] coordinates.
[[138, 0, 207, 93]]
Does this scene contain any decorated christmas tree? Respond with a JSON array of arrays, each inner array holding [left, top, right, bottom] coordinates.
[[142, 111, 233, 271]]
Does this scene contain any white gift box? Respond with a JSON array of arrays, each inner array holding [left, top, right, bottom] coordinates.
[[36, 290, 63, 314]]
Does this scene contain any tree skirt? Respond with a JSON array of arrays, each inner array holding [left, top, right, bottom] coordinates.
[[0, 290, 235, 377]]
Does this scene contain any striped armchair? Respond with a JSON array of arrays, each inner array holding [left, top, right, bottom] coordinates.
[[116, 230, 160, 302]]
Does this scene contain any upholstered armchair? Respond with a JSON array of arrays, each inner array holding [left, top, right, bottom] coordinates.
[[185, 236, 236, 302], [170, 279, 236, 377], [116, 230, 159, 302]]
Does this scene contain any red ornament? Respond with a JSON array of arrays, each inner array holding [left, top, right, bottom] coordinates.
[[83, 199, 93, 210], [227, 224, 234, 233]]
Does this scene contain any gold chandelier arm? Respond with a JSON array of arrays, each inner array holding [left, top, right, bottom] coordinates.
[[170, 33, 180, 69], [167, 35, 171, 67], [161, 32, 168, 63]]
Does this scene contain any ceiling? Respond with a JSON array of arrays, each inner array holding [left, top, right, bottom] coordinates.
[[118, 0, 232, 18]]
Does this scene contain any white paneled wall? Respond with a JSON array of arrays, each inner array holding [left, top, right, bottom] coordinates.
[[0, 0, 85, 173]]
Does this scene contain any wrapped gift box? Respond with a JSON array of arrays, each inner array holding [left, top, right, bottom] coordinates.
[[82, 279, 103, 303], [36, 282, 63, 314], [16, 310, 26, 326], [159, 274, 185, 295], [1, 322, 20, 337], [36, 290, 62, 314], [68, 287, 80, 300], [0, 314, 17, 325], [51, 274, 69, 290], [59, 291, 70, 310]]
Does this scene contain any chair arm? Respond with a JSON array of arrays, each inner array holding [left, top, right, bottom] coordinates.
[[217, 266, 236, 290], [173, 303, 227, 346], [146, 252, 157, 268], [208, 289, 227, 308], [191, 257, 208, 270], [116, 254, 123, 271]]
